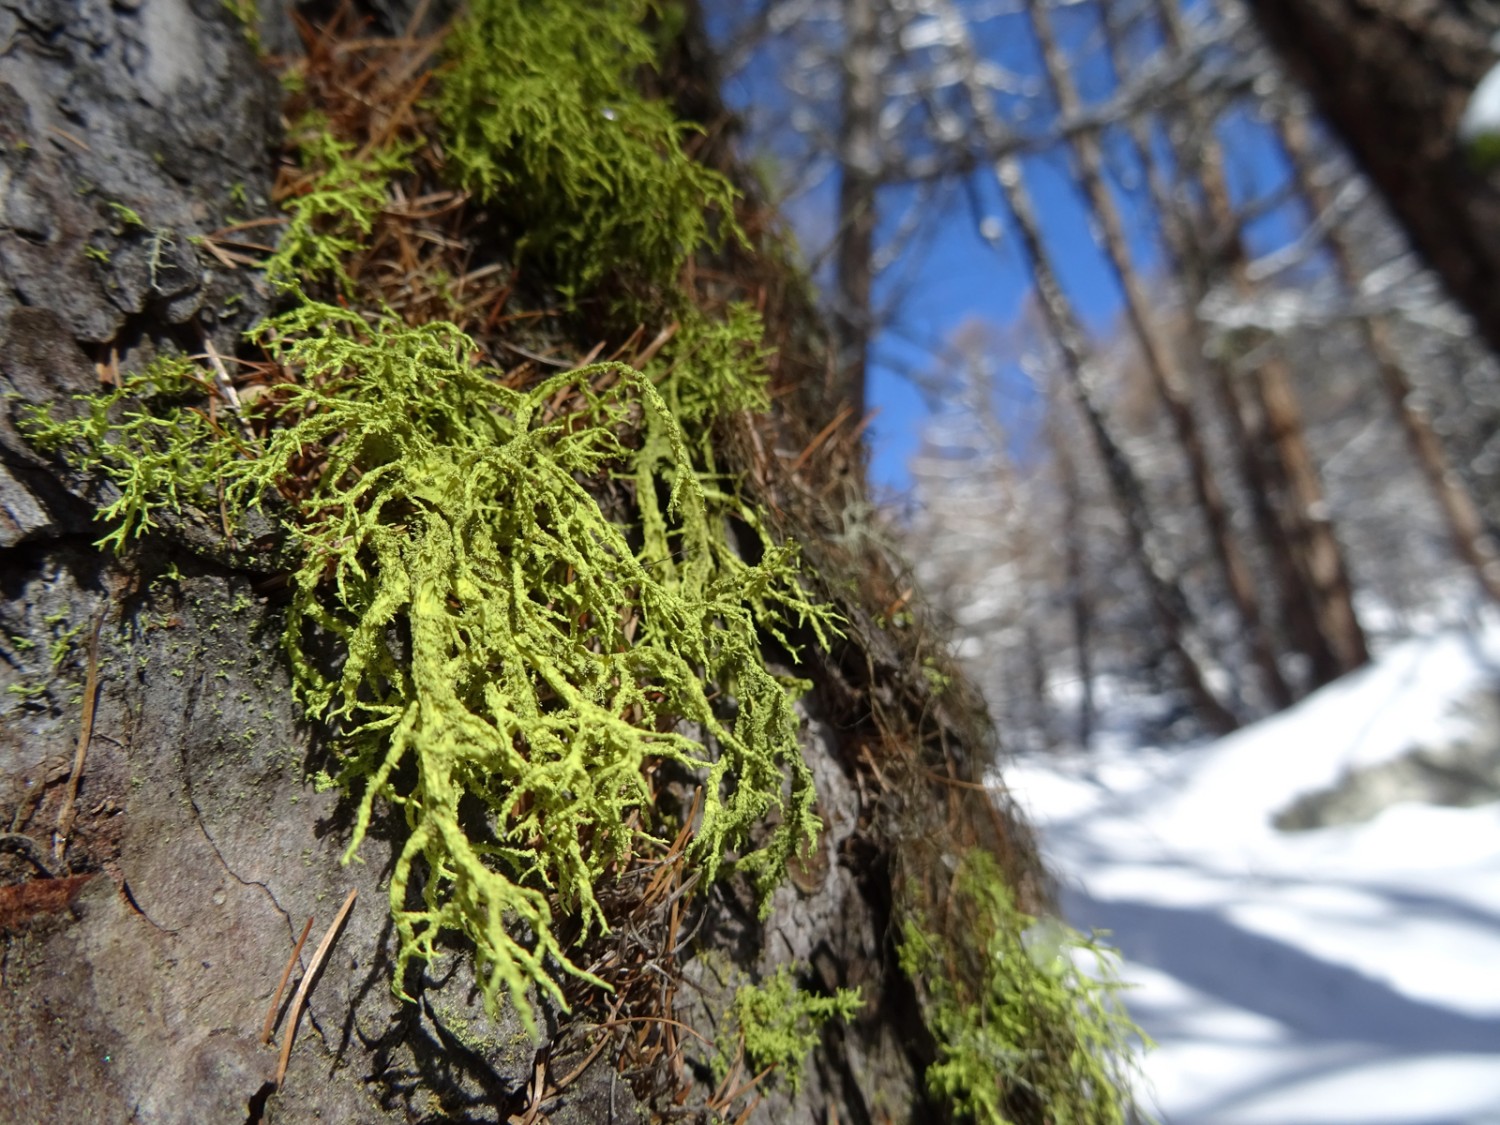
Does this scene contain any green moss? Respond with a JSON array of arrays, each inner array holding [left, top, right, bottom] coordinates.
[[264, 121, 412, 293], [898, 850, 1149, 1124], [432, 0, 741, 298], [719, 965, 862, 1095]]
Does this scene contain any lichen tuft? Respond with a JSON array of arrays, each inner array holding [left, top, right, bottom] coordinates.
[[898, 849, 1150, 1124], [432, 0, 741, 297]]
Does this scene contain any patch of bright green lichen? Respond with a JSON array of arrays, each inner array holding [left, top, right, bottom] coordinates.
[[23, 300, 831, 1031], [264, 120, 412, 293], [897, 850, 1149, 1125], [432, 0, 741, 297], [23, 0, 842, 1047], [21, 355, 252, 554], [716, 964, 863, 1095]]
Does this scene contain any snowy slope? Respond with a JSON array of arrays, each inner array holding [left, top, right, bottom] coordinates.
[[1003, 617, 1500, 1124]]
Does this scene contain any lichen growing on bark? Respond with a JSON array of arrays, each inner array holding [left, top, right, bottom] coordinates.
[[433, 0, 742, 297], [717, 963, 863, 1095], [898, 849, 1149, 1124], [15, 2, 1144, 1116], [22, 296, 834, 1030], [17, 0, 843, 1032]]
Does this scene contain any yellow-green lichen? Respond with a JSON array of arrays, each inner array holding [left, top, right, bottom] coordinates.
[[433, 0, 741, 297], [264, 121, 412, 293], [717, 964, 862, 1095], [20, 355, 251, 553], [898, 850, 1149, 1125], [22, 0, 839, 1048], [22, 299, 831, 1033]]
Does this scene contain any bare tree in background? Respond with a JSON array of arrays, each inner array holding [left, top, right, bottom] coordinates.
[[1274, 105, 1500, 603], [1143, 0, 1372, 679], [1026, 0, 1294, 709], [834, 0, 881, 423]]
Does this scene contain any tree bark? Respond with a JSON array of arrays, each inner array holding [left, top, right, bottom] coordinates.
[[0, 4, 1029, 1123]]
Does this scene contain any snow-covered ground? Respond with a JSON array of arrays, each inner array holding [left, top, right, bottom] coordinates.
[[1004, 616, 1500, 1124]]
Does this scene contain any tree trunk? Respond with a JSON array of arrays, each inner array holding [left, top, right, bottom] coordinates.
[[998, 162, 1241, 733], [1151, 0, 1372, 679], [1048, 399, 1097, 747], [1030, 0, 1294, 711], [1239, 0, 1500, 355], [0, 4, 1054, 1123], [918, 0, 1237, 732], [1277, 108, 1500, 603], [833, 0, 881, 427]]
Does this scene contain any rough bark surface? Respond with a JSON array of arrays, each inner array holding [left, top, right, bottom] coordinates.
[[0, 4, 957, 1123]]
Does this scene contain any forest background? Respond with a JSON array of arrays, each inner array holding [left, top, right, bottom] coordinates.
[[704, 0, 1500, 752]]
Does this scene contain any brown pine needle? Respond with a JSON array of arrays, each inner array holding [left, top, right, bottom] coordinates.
[[275, 889, 357, 1090], [262, 915, 315, 1044], [789, 404, 853, 475], [53, 611, 105, 865]]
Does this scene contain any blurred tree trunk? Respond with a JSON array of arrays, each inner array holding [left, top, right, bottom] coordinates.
[[994, 156, 1241, 734], [1097, 28, 1345, 690], [1150, 0, 1372, 681], [833, 0, 880, 427], [1047, 398, 1097, 747], [1029, 0, 1295, 711], [1240, 0, 1500, 355], [932, 0, 1241, 732], [1277, 108, 1500, 603]]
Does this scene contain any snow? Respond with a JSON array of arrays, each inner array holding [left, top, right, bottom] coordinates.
[[1001, 615, 1500, 1124], [1460, 48, 1500, 146]]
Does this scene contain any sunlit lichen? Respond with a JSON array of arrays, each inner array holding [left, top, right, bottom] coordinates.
[[898, 850, 1150, 1124], [264, 120, 412, 293], [432, 0, 741, 297], [23, 299, 832, 1030], [716, 964, 863, 1095]]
